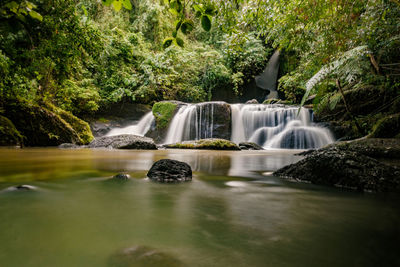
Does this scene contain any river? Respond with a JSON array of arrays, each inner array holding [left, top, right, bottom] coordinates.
[[0, 148, 399, 266]]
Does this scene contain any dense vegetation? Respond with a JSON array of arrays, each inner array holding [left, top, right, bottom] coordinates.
[[0, 0, 399, 145]]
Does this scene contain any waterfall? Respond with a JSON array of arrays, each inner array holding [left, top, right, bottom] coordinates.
[[255, 50, 280, 99], [106, 112, 155, 137], [231, 104, 334, 149], [164, 102, 222, 144]]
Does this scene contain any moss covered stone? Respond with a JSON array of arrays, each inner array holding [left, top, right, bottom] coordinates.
[[152, 101, 178, 130], [370, 113, 400, 138], [164, 138, 240, 150], [45, 103, 94, 144], [4, 100, 93, 146], [0, 115, 23, 146]]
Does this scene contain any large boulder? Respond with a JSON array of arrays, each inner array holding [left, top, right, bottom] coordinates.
[[147, 159, 192, 183], [88, 134, 157, 149], [3, 100, 93, 146], [0, 115, 23, 146], [108, 246, 183, 267], [164, 138, 240, 150], [146, 101, 183, 142], [370, 113, 400, 138], [274, 145, 400, 192]]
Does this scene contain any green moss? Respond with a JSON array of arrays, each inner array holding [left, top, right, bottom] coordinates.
[[44, 102, 94, 144], [152, 102, 178, 130], [165, 138, 240, 150], [370, 113, 400, 138], [0, 115, 23, 146]]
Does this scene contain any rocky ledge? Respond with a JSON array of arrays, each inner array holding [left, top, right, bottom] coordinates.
[[274, 138, 400, 192], [239, 142, 264, 150], [88, 134, 157, 149], [164, 138, 240, 150]]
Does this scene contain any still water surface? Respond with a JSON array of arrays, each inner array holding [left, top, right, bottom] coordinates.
[[0, 148, 399, 267]]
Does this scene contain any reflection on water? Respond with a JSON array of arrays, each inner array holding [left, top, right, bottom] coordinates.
[[0, 148, 399, 267]]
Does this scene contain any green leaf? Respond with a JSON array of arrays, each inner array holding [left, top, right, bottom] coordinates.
[[81, 4, 88, 16], [201, 15, 212, 32], [112, 0, 122, 11], [193, 4, 203, 13], [102, 0, 113, 6], [172, 30, 177, 38], [168, 8, 178, 15], [174, 37, 184, 48], [175, 19, 182, 31], [28, 10, 43, 21], [122, 0, 132, 10], [163, 37, 174, 49], [195, 11, 202, 18], [181, 20, 194, 35], [204, 7, 215, 16]]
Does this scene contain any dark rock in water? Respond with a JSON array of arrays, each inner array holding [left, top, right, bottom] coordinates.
[[239, 142, 264, 150], [164, 138, 240, 150], [112, 173, 131, 181], [147, 159, 192, 183], [88, 134, 157, 150], [246, 99, 259, 104], [274, 146, 400, 192], [59, 143, 82, 149], [109, 246, 183, 267]]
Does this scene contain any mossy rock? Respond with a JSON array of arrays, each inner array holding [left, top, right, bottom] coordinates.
[[45, 103, 94, 144], [164, 138, 240, 150], [4, 100, 93, 146], [152, 101, 179, 130], [0, 115, 23, 146], [370, 113, 400, 138]]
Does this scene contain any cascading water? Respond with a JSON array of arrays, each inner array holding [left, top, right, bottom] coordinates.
[[231, 104, 334, 149], [106, 112, 155, 137], [164, 102, 225, 144]]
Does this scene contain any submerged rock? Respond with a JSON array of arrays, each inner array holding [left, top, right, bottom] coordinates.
[[274, 146, 400, 192], [59, 143, 82, 149], [112, 173, 131, 181], [239, 142, 264, 150], [88, 134, 157, 150], [164, 138, 240, 150], [147, 159, 192, 183], [2, 185, 38, 192], [108, 245, 183, 267]]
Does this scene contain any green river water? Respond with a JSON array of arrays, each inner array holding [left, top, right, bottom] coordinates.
[[0, 148, 399, 267]]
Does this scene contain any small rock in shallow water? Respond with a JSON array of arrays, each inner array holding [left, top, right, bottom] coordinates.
[[108, 245, 183, 267], [2, 185, 38, 192], [112, 173, 131, 181], [147, 159, 192, 183]]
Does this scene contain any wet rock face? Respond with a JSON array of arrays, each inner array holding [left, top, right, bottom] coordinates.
[[239, 142, 264, 150], [88, 134, 157, 150], [245, 99, 259, 104], [274, 147, 400, 192], [147, 159, 192, 183], [108, 246, 183, 267]]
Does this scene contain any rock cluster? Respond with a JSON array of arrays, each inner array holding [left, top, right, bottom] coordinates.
[[88, 134, 157, 149]]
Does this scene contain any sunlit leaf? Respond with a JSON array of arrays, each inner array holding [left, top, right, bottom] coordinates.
[[174, 37, 184, 47], [122, 0, 132, 10], [112, 0, 122, 11], [181, 20, 194, 35], [29, 10, 43, 21], [102, 0, 113, 6]]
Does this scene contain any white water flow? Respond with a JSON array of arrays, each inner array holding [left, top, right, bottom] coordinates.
[[106, 112, 155, 137], [164, 102, 219, 144], [255, 50, 280, 99], [231, 104, 334, 149]]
